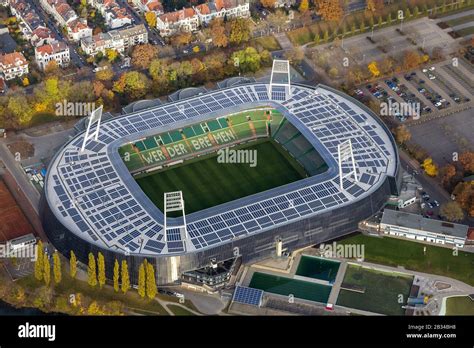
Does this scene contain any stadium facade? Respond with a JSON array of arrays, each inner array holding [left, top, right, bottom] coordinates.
[[41, 82, 401, 287]]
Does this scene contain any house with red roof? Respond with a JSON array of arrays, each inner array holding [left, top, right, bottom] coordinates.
[[0, 52, 29, 80], [35, 41, 70, 70]]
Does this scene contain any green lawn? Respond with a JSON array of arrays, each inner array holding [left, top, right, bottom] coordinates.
[[167, 304, 196, 316], [446, 14, 474, 27], [336, 265, 413, 315], [446, 296, 474, 315], [251, 36, 281, 51], [136, 139, 307, 214], [456, 26, 474, 37], [339, 234, 474, 286]]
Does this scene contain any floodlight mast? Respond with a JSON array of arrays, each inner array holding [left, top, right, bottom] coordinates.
[[338, 139, 359, 190], [81, 105, 104, 152], [269, 59, 291, 100]]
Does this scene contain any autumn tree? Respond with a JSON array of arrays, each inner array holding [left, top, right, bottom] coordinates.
[[121, 260, 130, 294], [34, 240, 44, 281], [366, 0, 384, 14], [209, 19, 228, 48], [422, 158, 438, 177], [146, 263, 157, 299], [453, 182, 474, 217], [316, 0, 344, 21], [228, 18, 251, 45], [394, 124, 411, 144], [284, 47, 305, 64], [53, 251, 62, 284], [145, 11, 157, 28], [105, 49, 118, 62], [43, 256, 51, 286], [70, 250, 77, 279], [131, 44, 158, 69], [440, 164, 456, 188], [231, 47, 262, 73], [113, 259, 120, 292], [44, 61, 60, 76], [260, 0, 276, 8], [7, 95, 33, 125], [97, 252, 106, 289], [299, 0, 309, 12], [367, 61, 380, 78], [88, 252, 97, 287], [402, 50, 422, 70], [459, 151, 474, 174], [171, 31, 192, 47], [138, 262, 146, 298], [439, 201, 464, 222], [95, 63, 113, 81], [113, 71, 151, 101]]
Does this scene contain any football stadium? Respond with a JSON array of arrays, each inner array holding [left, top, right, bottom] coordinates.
[[41, 80, 401, 286]]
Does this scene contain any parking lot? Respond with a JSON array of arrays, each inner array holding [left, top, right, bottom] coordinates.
[[353, 56, 473, 124]]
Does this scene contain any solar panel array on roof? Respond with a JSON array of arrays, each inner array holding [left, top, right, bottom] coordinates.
[[233, 286, 263, 307], [46, 83, 396, 256]]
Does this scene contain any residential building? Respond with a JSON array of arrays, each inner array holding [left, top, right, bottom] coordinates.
[[88, 0, 133, 29], [9, 0, 55, 44], [380, 209, 469, 248], [195, 0, 250, 25], [133, 0, 163, 15], [156, 0, 249, 37], [35, 40, 70, 70], [0, 52, 29, 80], [39, 0, 92, 41], [30, 27, 57, 47], [80, 24, 147, 56], [67, 18, 93, 41], [156, 8, 199, 37]]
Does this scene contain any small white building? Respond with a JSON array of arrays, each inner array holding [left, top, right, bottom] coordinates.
[[0, 52, 29, 80], [35, 40, 70, 70], [380, 209, 468, 248]]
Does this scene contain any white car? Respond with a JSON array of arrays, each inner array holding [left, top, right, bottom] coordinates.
[[428, 74, 436, 80], [429, 66, 436, 71], [422, 68, 428, 73]]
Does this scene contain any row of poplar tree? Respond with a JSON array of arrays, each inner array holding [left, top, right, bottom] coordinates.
[[34, 240, 157, 299]]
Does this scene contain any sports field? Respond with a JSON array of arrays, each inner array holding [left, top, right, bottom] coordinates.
[[296, 255, 340, 282], [136, 139, 307, 214], [338, 234, 474, 286], [336, 264, 413, 315], [249, 272, 332, 303], [446, 296, 474, 315]]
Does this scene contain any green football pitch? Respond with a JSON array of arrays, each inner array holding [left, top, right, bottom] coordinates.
[[135, 139, 308, 214]]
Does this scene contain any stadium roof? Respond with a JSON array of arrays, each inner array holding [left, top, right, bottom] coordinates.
[[45, 83, 398, 256]]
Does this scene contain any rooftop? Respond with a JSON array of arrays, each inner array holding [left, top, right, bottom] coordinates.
[[381, 209, 469, 239]]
